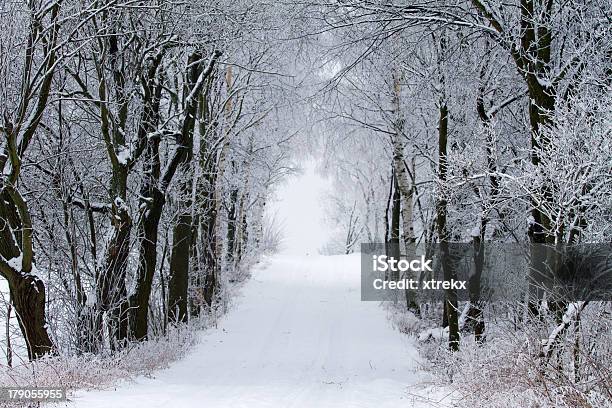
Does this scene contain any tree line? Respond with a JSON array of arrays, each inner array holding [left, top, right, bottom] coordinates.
[[314, 0, 610, 399], [0, 0, 300, 361]]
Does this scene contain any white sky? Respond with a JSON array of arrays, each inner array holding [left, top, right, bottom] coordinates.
[[267, 160, 332, 256]]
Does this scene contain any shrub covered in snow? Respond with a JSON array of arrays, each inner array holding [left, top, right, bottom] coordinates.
[[387, 301, 612, 408], [0, 323, 199, 407]]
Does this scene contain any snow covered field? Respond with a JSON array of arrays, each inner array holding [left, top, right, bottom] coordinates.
[[70, 253, 444, 408]]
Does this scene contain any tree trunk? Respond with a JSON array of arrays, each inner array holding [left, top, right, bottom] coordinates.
[[234, 189, 248, 266], [0, 189, 55, 359], [5, 303, 12, 367], [9, 276, 55, 359], [99, 194, 131, 349], [128, 69, 164, 341], [437, 103, 459, 351], [226, 186, 239, 262], [129, 189, 164, 340], [167, 52, 210, 324], [143, 50, 220, 329], [168, 200, 193, 324], [389, 173, 401, 282], [384, 169, 393, 257], [391, 68, 417, 310], [0, 2, 60, 360], [202, 188, 219, 307], [472, 0, 558, 315], [468, 233, 486, 343]]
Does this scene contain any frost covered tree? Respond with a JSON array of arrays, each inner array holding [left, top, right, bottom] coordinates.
[[0, 0, 306, 360], [311, 0, 611, 356], [0, 0, 64, 359]]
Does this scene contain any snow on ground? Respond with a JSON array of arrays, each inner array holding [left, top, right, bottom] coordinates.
[[70, 253, 444, 407], [69, 158, 448, 407]]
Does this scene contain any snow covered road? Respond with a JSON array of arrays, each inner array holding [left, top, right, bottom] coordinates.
[[71, 254, 437, 408]]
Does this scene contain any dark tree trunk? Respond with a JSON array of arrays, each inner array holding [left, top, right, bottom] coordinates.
[[234, 190, 248, 266], [437, 103, 459, 351], [0, 190, 55, 359], [202, 190, 219, 308], [99, 164, 132, 349], [472, 0, 558, 316], [389, 173, 401, 282], [8, 275, 55, 359], [526, 77, 556, 317], [168, 204, 193, 324], [468, 233, 486, 343], [5, 304, 12, 367], [167, 51, 221, 323], [193, 73, 221, 313], [97, 30, 133, 346], [128, 68, 164, 341], [129, 189, 164, 340], [192, 168, 219, 312], [140, 50, 220, 329], [166, 52, 203, 325], [0, 3, 60, 360], [226, 187, 239, 262], [383, 169, 394, 258], [99, 196, 131, 349]]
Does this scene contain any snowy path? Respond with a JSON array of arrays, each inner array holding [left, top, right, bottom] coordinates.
[[72, 254, 436, 408]]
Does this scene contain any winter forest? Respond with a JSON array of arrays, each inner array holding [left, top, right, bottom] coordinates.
[[0, 0, 611, 407]]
